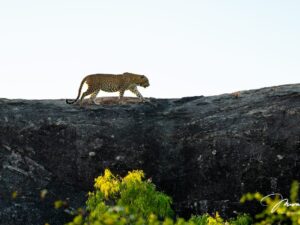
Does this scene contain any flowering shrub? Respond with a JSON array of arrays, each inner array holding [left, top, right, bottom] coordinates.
[[67, 169, 252, 225], [241, 181, 300, 224]]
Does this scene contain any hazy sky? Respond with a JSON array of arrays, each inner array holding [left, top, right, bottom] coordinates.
[[0, 0, 299, 99]]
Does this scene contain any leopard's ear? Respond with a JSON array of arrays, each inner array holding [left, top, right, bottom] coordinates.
[[140, 75, 145, 78]]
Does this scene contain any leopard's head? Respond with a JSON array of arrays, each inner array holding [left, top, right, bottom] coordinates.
[[123, 72, 150, 88], [139, 75, 150, 88]]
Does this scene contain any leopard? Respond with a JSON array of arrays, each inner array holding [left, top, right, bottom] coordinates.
[[66, 72, 150, 105]]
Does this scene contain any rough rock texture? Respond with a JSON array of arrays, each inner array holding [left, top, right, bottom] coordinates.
[[0, 84, 299, 225]]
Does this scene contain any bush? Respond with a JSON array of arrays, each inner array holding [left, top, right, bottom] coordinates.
[[67, 169, 252, 225], [240, 180, 300, 224]]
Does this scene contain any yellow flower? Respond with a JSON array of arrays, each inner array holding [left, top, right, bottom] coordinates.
[[254, 192, 263, 200], [54, 200, 64, 209], [94, 169, 120, 199], [73, 215, 83, 224], [11, 191, 18, 199], [123, 170, 144, 184], [207, 216, 217, 225], [214, 212, 223, 222]]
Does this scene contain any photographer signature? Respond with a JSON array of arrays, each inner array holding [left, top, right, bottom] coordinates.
[[260, 193, 300, 213]]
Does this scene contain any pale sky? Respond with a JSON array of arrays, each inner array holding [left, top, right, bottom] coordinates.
[[0, 0, 299, 99]]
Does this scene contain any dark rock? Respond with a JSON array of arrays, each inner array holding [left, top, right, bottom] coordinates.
[[0, 84, 299, 224]]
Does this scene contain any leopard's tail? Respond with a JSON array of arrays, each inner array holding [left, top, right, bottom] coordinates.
[[66, 76, 87, 104]]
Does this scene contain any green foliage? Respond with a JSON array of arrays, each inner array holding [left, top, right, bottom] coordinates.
[[240, 180, 300, 225], [229, 214, 253, 225], [290, 180, 299, 203], [188, 215, 209, 225], [87, 169, 173, 219], [118, 170, 174, 218], [67, 169, 252, 225]]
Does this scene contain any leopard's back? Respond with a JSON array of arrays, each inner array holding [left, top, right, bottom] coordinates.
[[86, 74, 124, 92], [86, 73, 149, 92]]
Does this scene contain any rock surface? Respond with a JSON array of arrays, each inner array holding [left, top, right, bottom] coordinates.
[[0, 84, 300, 224]]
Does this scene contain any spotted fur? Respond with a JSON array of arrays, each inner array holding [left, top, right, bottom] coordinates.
[[66, 72, 150, 105]]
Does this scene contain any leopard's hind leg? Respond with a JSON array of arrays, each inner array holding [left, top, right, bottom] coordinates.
[[89, 89, 100, 105], [79, 86, 96, 106]]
